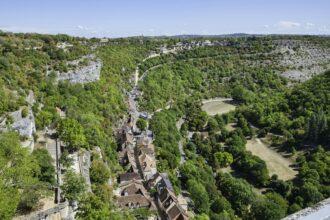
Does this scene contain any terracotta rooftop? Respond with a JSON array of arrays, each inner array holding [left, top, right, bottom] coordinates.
[[168, 205, 183, 220], [117, 194, 151, 208], [119, 172, 141, 183]]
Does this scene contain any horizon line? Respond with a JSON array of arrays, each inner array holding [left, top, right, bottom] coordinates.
[[1, 29, 330, 39]]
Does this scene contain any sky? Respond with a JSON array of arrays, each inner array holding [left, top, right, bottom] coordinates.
[[1, 0, 329, 38]]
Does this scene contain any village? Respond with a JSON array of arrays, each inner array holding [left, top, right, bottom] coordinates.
[[1, 42, 207, 219], [115, 75, 192, 219], [0, 39, 295, 219], [2, 34, 328, 220]]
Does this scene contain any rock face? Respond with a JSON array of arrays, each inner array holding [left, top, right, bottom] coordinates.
[[0, 107, 36, 152], [10, 108, 36, 138], [79, 150, 92, 192], [274, 40, 330, 81], [56, 55, 102, 84], [0, 91, 36, 152]]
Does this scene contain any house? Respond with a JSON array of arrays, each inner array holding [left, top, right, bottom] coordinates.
[[158, 188, 189, 220], [119, 125, 134, 148], [119, 172, 142, 184], [117, 180, 146, 197], [117, 194, 152, 209], [122, 132, 134, 149], [118, 148, 139, 173], [138, 153, 157, 180], [115, 180, 155, 210], [100, 38, 109, 43], [167, 204, 188, 220], [134, 139, 157, 180], [147, 173, 174, 193], [148, 173, 190, 219], [118, 148, 129, 165]]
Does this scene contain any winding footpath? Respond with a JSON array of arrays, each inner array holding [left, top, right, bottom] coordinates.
[[176, 118, 186, 164]]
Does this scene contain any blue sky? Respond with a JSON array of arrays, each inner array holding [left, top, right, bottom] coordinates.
[[1, 0, 329, 37]]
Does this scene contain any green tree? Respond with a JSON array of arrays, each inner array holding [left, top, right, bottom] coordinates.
[[234, 152, 269, 186], [76, 193, 111, 220], [236, 115, 253, 137], [214, 152, 233, 168], [207, 117, 219, 132], [59, 149, 74, 168], [187, 179, 210, 214], [211, 196, 233, 214], [17, 186, 42, 213], [299, 182, 323, 206], [92, 183, 113, 203], [188, 110, 208, 131], [218, 173, 256, 216], [193, 213, 210, 220], [90, 160, 110, 185], [288, 203, 301, 214], [35, 110, 54, 129], [21, 107, 29, 118], [136, 118, 147, 131], [62, 170, 86, 202], [250, 197, 286, 220], [0, 132, 39, 219], [0, 187, 20, 220], [306, 110, 328, 144], [58, 118, 87, 150], [32, 148, 55, 184], [231, 85, 254, 103]]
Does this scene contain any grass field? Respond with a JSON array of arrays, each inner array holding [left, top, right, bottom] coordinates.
[[246, 138, 297, 181], [202, 98, 236, 116]]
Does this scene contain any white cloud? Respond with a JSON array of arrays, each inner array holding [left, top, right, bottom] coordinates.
[[263, 24, 270, 29], [306, 22, 314, 27], [276, 21, 301, 28], [76, 25, 90, 31]]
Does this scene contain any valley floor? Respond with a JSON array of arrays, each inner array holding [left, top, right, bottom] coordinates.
[[246, 138, 297, 181]]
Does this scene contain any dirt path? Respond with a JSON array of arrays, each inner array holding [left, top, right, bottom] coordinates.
[[176, 118, 186, 164], [246, 138, 297, 181]]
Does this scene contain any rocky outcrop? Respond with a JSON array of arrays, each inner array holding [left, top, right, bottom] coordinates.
[[9, 108, 36, 138], [0, 91, 36, 152], [274, 40, 330, 81], [55, 55, 102, 84], [79, 150, 92, 192]]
